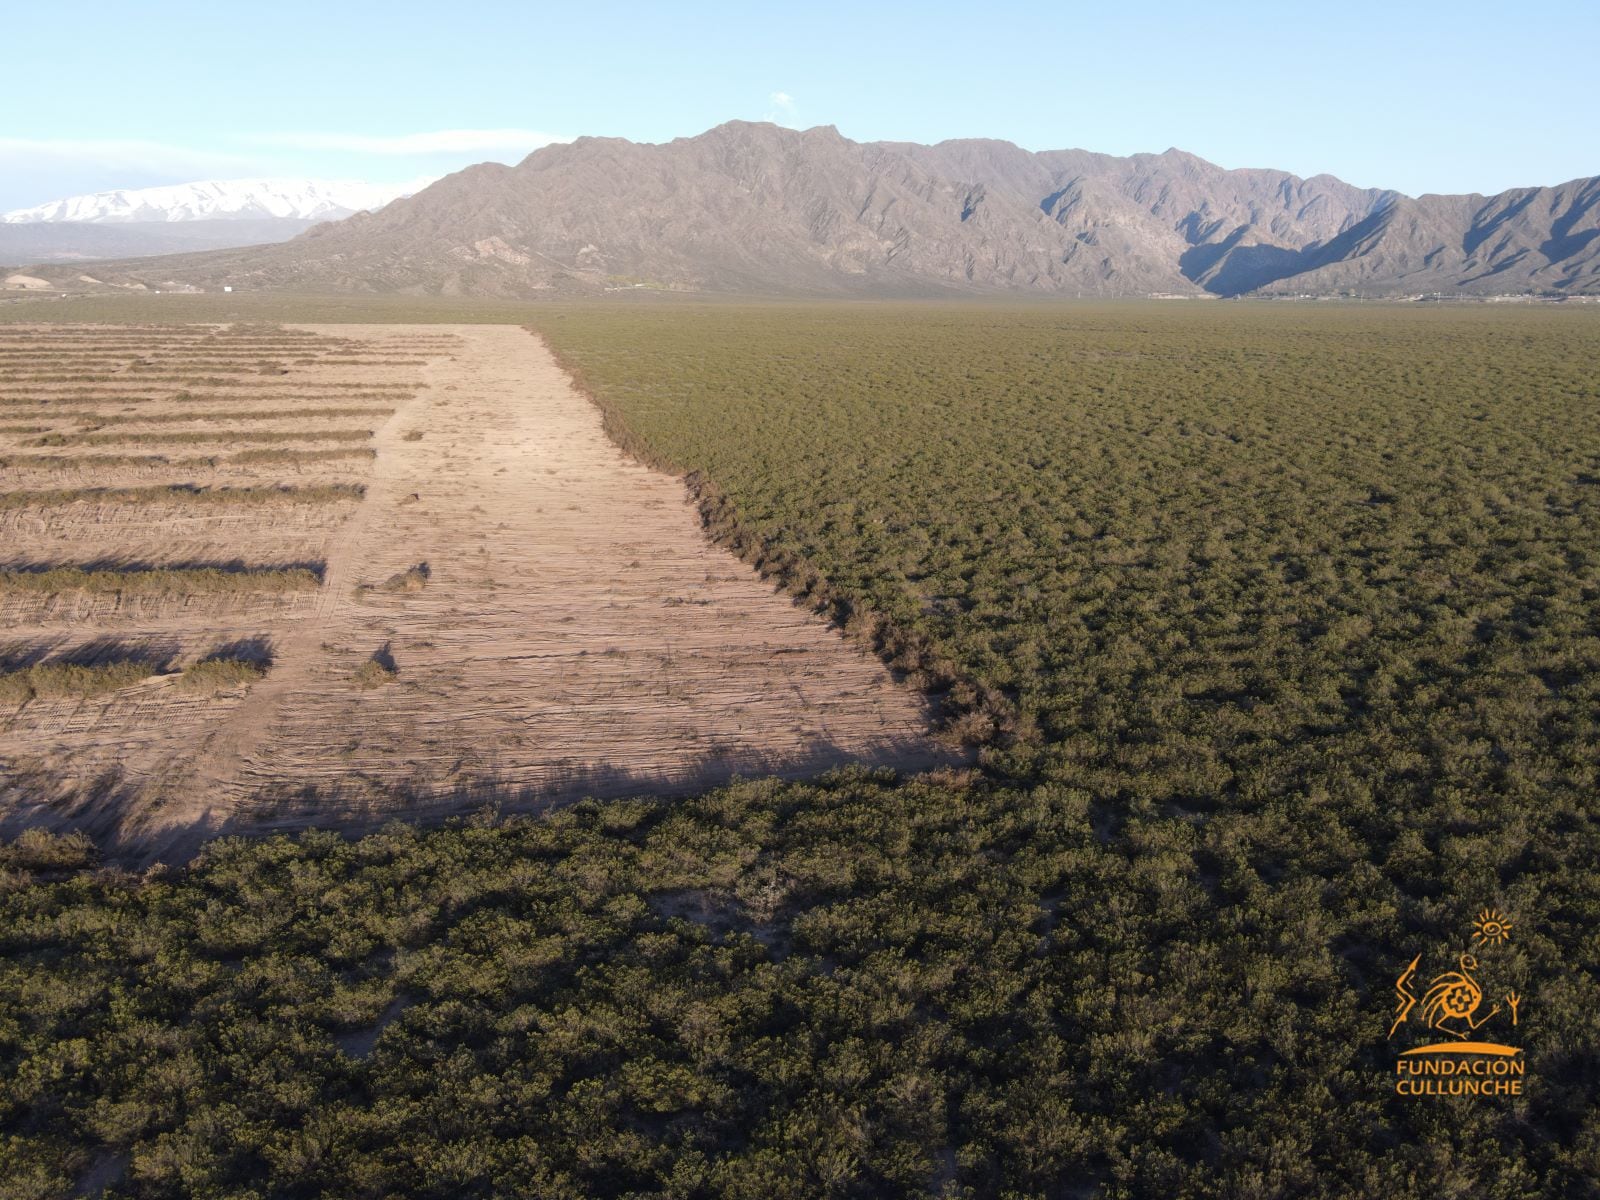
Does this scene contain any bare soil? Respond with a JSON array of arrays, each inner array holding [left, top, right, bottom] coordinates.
[[0, 324, 948, 857]]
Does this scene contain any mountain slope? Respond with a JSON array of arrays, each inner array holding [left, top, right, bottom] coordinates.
[[13, 126, 1598, 297]]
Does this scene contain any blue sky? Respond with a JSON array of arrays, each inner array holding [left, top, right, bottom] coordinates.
[[4, 0, 1596, 210]]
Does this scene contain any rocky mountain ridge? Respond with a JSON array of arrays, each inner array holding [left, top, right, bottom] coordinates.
[[10, 124, 1597, 297]]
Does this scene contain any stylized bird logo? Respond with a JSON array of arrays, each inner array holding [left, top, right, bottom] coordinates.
[[1420, 954, 1501, 1039], [1389, 909, 1525, 1045]]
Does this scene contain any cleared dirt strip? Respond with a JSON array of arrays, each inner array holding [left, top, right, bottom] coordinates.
[[2, 324, 949, 854]]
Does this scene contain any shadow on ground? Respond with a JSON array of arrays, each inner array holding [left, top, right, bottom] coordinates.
[[0, 732, 968, 868]]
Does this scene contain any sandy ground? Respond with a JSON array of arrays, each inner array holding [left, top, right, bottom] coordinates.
[[1, 324, 948, 856]]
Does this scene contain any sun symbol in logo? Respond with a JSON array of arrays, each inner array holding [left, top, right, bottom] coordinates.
[[1472, 908, 1513, 946]]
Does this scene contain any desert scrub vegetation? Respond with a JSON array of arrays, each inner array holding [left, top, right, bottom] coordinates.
[[0, 452, 177, 469], [4, 373, 248, 385], [0, 658, 156, 703], [19, 405, 393, 425], [350, 659, 398, 688], [0, 565, 321, 597], [380, 563, 430, 592], [163, 389, 414, 403], [24, 428, 374, 447], [0, 483, 365, 509], [4, 765, 1600, 1199], [535, 302, 1600, 1186], [353, 566, 429, 599], [177, 657, 268, 693], [228, 446, 377, 464], [4, 304, 1599, 1198], [541, 302, 1600, 753], [0, 448, 374, 470]]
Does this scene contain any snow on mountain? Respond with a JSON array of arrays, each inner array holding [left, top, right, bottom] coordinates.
[[1, 178, 430, 224]]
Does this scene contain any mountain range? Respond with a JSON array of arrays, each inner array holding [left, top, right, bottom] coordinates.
[[0, 178, 421, 263], [8, 124, 1598, 296]]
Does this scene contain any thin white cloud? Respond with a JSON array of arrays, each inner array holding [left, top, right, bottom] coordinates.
[[765, 92, 799, 128], [246, 129, 566, 156], [0, 137, 254, 175], [0, 137, 263, 210]]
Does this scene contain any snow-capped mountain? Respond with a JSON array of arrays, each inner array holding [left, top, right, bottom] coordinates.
[[2, 178, 427, 224]]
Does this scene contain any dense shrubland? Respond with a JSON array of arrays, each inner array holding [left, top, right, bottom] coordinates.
[[4, 303, 1599, 1197]]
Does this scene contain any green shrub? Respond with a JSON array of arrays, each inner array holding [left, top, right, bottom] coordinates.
[[350, 659, 397, 689], [0, 659, 155, 703], [0, 566, 320, 597], [177, 658, 269, 693]]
